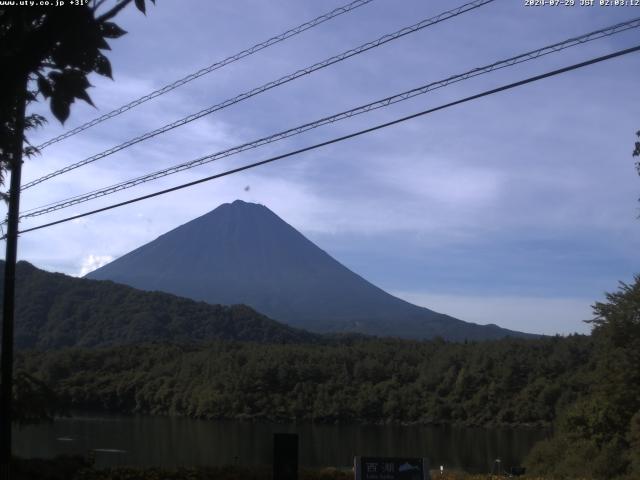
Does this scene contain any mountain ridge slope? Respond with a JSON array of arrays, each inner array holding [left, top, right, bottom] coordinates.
[[1, 260, 319, 349]]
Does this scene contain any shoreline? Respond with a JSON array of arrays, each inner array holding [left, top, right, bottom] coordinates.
[[12, 457, 531, 480], [53, 409, 554, 430]]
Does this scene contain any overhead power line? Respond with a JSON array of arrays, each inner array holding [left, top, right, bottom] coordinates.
[[19, 16, 640, 220], [22, 0, 495, 191], [10, 44, 640, 240], [35, 0, 376, 150]]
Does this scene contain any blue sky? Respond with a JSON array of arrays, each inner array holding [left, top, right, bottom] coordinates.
[[6, 0, 640, 335]]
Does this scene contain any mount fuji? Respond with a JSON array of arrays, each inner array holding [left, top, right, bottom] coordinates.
[[87, 200, 532, 341]]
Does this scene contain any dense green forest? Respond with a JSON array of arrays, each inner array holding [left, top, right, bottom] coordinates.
[[17, 335, 591, 427], [5, 264, 639, 478], [0, 261, 318, 348], [13, 275, 640, 478]]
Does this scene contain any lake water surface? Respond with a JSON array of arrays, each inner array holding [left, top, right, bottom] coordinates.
[[14, 415, 548, 473]]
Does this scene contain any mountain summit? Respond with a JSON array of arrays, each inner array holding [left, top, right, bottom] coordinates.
[[87, 200, 531, 340]]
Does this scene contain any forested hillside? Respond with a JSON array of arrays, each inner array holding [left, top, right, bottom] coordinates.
[[18, 335, 591, 427], [1, 261, 318, 348], [526, 276, 640, 479]]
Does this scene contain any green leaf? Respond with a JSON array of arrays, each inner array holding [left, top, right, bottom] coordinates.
[[96, 36, 111, 51], [76, 88, 95, 107], [38, 74, 53, 98], [51, 96, 70, 124], [101, 21, 127, 39], [134, 0, 146, 14], [24, 114, 47, 130], [51, 70, 89, 101], [94, 52, 113, 79], [24, 146, 40, 159]]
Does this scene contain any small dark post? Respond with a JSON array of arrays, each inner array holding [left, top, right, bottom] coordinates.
[[273, 433, 298, 480], [510, 466, 526, 476]]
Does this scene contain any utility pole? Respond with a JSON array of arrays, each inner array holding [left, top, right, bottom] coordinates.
[[0, 70, 27, 480]]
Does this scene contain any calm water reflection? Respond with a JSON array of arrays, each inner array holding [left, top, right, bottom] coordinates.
[[14, 415, 548, 473]]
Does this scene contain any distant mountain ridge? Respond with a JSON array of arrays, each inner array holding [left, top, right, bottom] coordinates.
[[0, 260, 318, 349], [87, 200, 534, 341]]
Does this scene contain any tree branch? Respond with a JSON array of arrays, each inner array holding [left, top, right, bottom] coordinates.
[[97, 0, 134, 22]]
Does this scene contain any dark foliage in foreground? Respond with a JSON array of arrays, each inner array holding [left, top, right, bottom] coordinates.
[[1, 0, 153, 192], [11, 457, 348, 480], [12, 455, 92, 480], [18, 334, 591, 427]]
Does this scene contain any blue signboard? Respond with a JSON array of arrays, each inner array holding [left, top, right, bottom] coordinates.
[[354, 457, 430, 480]]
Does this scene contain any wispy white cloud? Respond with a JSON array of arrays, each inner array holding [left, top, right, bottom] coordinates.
[[77, 254, 114, 277]]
